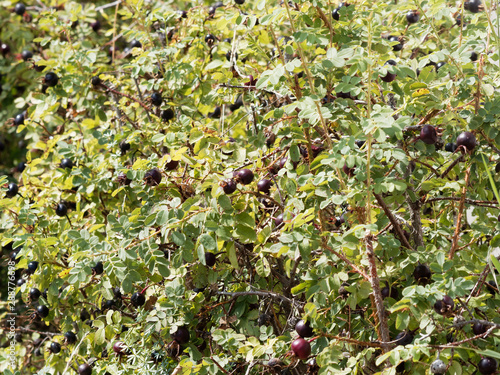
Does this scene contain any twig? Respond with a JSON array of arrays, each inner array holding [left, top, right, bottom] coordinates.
[[215, 290, 303, 309], [365, 233, 390, 353], [403, 163, 425, 249], [62, 332, 90, 375], [426, 196, 498, 208], [440, 154, 464, 178], [95, 0, 122, 11], [323, 245, 370, 281], [12, 327, 59, 336], [210, 357, 230, 374], [133, 77, 151, 123], [429, 325, 496, 349], [417, 109, 441, 125], [466, 265, 490, 304], [449, 165, 471, 259], [373, 193, 413, 250], [101, 83, 151, 112], [315, 6, 334, 36]]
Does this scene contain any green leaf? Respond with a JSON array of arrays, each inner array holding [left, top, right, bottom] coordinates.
[[234, 225, 257, 243], [95, 328, 106, 345], [256, 257, 271, 277], [199, 233, 216, 250]]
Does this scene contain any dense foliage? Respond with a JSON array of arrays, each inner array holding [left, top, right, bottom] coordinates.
[[2, 0, 500, 374]]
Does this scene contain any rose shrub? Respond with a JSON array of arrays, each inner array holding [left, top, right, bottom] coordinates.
[[2, 0, 500, 374]]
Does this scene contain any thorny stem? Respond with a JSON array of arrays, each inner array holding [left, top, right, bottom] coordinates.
[[282, 0, 331, 147], [449, 164, 471, 259], [365, 233, 390, 353], [366, 11, 374, 225], [324, 244, 370, 281], [373, 193, 414, 250]]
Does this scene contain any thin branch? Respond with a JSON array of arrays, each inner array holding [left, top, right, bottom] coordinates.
[[449, 165, 471, 259], [95, 0, 122, 11], [365, 233, 390, 353], [11, 327, 59, 336], [429, 325, 496, 349], [210, 357, 230, 374], [373, 193, 414, 250], [426, 196, 498, 208], [323, 245, 370, 281], [440, 154, 464, 179], [215, 290, 303, 309], [133, 77, 151, 123]]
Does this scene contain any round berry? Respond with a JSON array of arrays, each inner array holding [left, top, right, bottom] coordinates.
[[436, 62, 446, 70], [486, 280, 498, 294], [90, 20, 101, 32], [434, 295, 454, 315], [150, 92, 163, 107], [471, 51, 479, 61], [16, 162, 26, 173], [165, 159, 179, 171], [21, 50, 33, 61], [205, 252, 217, 267], [60, 158, 74, 169], [36, 305, 49, 318], [119, 141, 130, 153], [14, 2, 26, 15], [332, 7, 340, 20], [92, 261, 104, 275], [274, 213, 284, 226], [27, 261, 38, 274], [172, 326, 190, 344], [257, 179, 272, 194], [420, 125, 438, 145], [291, 338, 311, 360], [456, 131, 476, 151], [161, 108, 174, 122], [113, 341, 126, 355], [55, 203, 68, 217], [65, 331, 77, 344], [129, 40, 142, 49], [473, 322, 488, 335], [91, 76, 102, 86], [144, 168, 162, 186], [222, 179, 237, 194], [478, 357, 497, 375], [381, 285, 399, 299], [6, 182, 19, 198], [50, 342, 61, 354], [0, 43, 10, 56], [381, 60, 397, 82], [295, 320, 314, 338], [29, 288, 41, 300], [116, 172, 132, 186], [131, 292, 146, 307], [235, 169, 254, 185], [406, 10, 419, 24], [44, 72, 59, 87], [78, 363, 92, 375], [464, 0, 481, 13], [430, 359, 447, 374], [205, 34, 216, 45], [394, 331, 413, 346], [445, 142, 457, 152], [80, 309, 90, 321], [388, 35, 403, 51], [413, 264, 431, 281], [14, 113, 25, 126]]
